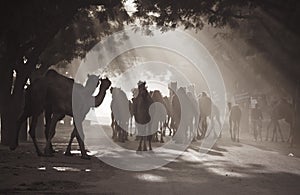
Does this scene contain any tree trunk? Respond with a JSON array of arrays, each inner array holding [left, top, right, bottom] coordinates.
[[0, 68, 29, 145], [0, 110, 11, 145], [19, 119, 28, 142], [0, 65, 13, 145]]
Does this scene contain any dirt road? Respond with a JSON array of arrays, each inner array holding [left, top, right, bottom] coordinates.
[[1, 125, 299, 194]]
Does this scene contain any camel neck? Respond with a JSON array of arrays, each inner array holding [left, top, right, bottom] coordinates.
[[94, 86, 107, 107]]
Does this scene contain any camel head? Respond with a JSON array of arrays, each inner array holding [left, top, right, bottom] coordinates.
[[137, 81, 148, 97], [110, 87, 121, 96], [227, 102, 232, 110], [152, 90, 163, 102], [85, 74, 100, 94], [100, 77, 111, 90]]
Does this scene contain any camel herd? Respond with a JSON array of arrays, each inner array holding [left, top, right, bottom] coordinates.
[[9, 70, 296, 159]]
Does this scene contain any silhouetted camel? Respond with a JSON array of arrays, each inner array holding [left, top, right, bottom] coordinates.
[[10, 70, 100, 155], [11, 70, 111, 159], [197, 92, 212, 139], [266, 99, 294, 142], [64, 76, 111, 159], [132, 81, 154, 151], [210, 103, 222, 138], [128, 99, 134, 135], [110, 87, 130, 142], [168, 82, 178, 136], [151, 90, 167, 143], [228, 102, 242, 142], [162, 96, 172, 135], [173, 87, 196, 143], [171, 91, 180, 137]]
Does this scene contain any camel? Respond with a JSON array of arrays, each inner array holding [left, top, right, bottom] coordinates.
[[151, 90, 167, 143], [187, 91, 199, 141], [265, 99, 294, 142], [162, 96, 173, 135], [63, 76, 111, 159], [173, 87, 196, 143], [168, 82, 178, 136], [209, 103, 222, 138], [228, 102, 242, 142], [132, 81, 154, 151], [128, 99, 134, 135], [10, 70, 100, 154], [197, 92, 212, 139], [171, 91, 180, 137], [11, 70, 111, 159], [110, 87, 130, 142]]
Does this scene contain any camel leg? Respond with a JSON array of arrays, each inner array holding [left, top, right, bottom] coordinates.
[[237, 122, 240, 142], [169, 117, 173, 136], [266, 120, 272, 141], [229, 118, 233, 141], [143, 136, 147, 151], [253, 121, 258, 141], [44, 108, 55, 153], [271, 122, 277, 142], [44, 113, 64, 156], [276, 121, 285, 142], [197, 117, 202, 139], [201, 117, 207, 138], [259, 120, 263, 141], [137, 136, 142, 151], [129, 117, 133, 136], [160, 126, 164, 143], [121, 128, 125, 143], [233, 121, 237, 142], [111, 113, 116, 140], [28, 115, 43, 156], [75, 131, 90, 159], [65, 128, 76, 156], [155, 130, 159, 142], [217, 117, 222, 138], [288, 123, 294, 146], [232, 122, 235, 142], [10, 111, 28, 150], [73, 121, 90, 159], [149, 135, 153, 151]]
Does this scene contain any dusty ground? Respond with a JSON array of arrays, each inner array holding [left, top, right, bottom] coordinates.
[[0, 124, 300, 195]]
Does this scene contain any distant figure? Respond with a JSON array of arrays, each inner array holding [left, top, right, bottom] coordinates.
[[110, 87, 130, 142], [266, 98, 294, 142], [228, 102, 242, 142], [171, 89, 181, 136], [173, 87, 194, 144], [251, 103, 263, 141], [150, 90, 167, 143], [128, 99, 134, 135], [210, 103, 222, 138], [187, 91, 199, 141], [198, 92, 212, 139], [168, 81, 178, 136], [162, 96, 172, 135]]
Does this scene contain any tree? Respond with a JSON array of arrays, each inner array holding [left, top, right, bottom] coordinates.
[[0, 0, 130, 145]]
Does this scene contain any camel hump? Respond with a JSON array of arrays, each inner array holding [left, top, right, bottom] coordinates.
[[46, 69, 74, 83]]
